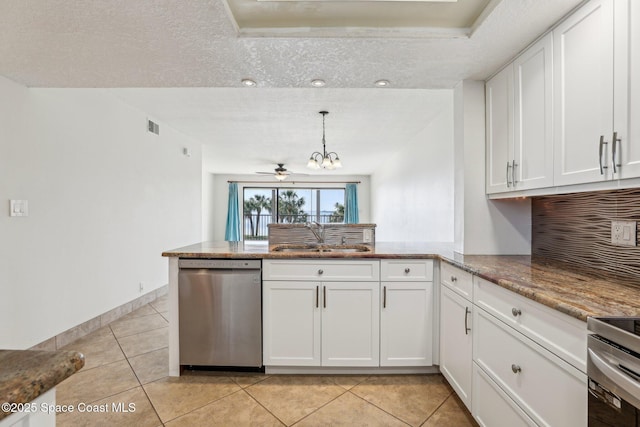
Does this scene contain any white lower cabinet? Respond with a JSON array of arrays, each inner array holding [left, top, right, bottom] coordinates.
[[321, 281, 380, 367], [474, 306, 587, 427], [380, 281, 432, 366], [262, 280, 321, 366], [472, 363, 537, 427], [440, 285, 473, 409], [263, 259, 380, 367]]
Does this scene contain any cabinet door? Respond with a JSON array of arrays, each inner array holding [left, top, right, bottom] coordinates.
[[380, 281, 433, 367], [263, 281, 321, 366], [321, 282, 379, 367], [440, 286, 473, 410], [553, 0, 615, 185], [486, 64, 514, 194], [615, 0, 640, 179], [513, 33, 554, 190]]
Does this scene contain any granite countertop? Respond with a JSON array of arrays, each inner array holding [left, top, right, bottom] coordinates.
[[162, 241, 640, 322], [0, 350, 84, 420]]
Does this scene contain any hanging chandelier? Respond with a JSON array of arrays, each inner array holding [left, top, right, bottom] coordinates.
[[307, 111, 342, 170]]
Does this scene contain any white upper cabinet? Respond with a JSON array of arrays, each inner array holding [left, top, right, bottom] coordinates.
[[486, 64, 513, 194], [513, 33, 554, 190], [615, 0, 640, 178], [486, 33, 553, 194], [553, 0, 617, 186]]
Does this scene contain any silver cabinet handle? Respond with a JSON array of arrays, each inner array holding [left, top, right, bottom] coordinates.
[[404, 268, 410, 274], [511, 364, 522, 374], [316, 285, 319, 308], [464, 307, 471, 335], [323, 286, 326, 308], [383, 286, 387, 308], [506, 161, 512, 187], [450, 276, 457, 282], [612, 131, 621, 174], [511, 308, 522, 317], [318, 269, 324, 275], [511, 159, 517, 186], [599, 135, 608, 175]]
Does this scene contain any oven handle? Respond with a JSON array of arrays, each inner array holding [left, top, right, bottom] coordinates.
[[588, 348, 640, 399]]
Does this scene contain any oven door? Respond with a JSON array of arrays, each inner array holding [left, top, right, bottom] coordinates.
[[587, 336, 640, 426]]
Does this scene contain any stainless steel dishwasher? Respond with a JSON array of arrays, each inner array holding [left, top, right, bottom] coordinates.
[[178, 259, 262, 368]]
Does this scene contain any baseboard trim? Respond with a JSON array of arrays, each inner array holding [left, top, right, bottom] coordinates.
[[30, 285, 168, 351]]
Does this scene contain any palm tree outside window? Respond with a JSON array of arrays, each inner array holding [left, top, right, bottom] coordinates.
[[242, 187, 345, 240]]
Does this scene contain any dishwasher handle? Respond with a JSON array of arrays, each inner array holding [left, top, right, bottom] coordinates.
[[178, 259, 261, 270]]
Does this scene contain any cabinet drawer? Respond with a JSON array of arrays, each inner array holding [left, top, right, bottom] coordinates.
[[474, 308, 587, 427], [474, 276, 587, 373], [472, 363, 537, 427], [263, 259, 380, 281], [440, 262, 473, 300], [380, 259, 433, 281]]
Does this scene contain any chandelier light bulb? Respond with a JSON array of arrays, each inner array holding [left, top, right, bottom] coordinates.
[[307, 111, 342, 171]]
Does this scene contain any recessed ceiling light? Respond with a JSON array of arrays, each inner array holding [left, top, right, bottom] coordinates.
[[374, 79, 390, 87], [311, 79, 326, 87], [241, 78, 257, 87]]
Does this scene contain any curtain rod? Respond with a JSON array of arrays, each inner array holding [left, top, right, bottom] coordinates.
[[228, 180, 361, 184]]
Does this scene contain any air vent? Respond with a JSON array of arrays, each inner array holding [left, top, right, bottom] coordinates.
[[147, 119, 160, 135]]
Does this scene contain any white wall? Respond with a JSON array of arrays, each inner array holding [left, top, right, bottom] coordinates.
[[370, 92, 455, 242], [453, 80, 531, 254], [203, 174, 371, 241], [0, 76, 202, 349]]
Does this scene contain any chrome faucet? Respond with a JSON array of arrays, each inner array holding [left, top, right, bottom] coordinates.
[[306, 222, 326, 244]]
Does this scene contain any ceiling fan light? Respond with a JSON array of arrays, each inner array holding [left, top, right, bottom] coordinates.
[[274, 172, 287, 181]]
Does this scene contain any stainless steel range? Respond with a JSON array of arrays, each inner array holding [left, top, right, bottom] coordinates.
[[587, 317, 640, 426]]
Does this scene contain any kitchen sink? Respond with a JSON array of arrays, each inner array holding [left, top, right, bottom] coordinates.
[[271, 244, 372, 253]]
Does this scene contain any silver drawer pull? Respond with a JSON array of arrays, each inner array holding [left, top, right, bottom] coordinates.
[[404, 268, 411, 274], [318, 269, 324, 275], [511, 364, 522, 374], [451, 276, 457, 282], [511, 308, 522, 317]]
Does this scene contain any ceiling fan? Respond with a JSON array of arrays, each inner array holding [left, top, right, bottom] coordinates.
[[256, 163, 303, 181]]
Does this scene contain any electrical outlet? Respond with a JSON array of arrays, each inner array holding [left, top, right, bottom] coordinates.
[[362, 229, 372, 243], [611, 220, 637, 246]]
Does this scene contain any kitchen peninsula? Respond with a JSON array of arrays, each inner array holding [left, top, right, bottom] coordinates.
[[163, 240, 640, 426]]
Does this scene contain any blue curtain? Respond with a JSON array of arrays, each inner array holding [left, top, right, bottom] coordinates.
[[344, 183, 359, 224], [224, 182, 241, 241]]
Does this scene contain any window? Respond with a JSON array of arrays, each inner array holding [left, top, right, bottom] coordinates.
[[243, 187, 345, 240]]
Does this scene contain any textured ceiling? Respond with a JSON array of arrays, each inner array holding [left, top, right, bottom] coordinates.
[[0, 0, 584, 176]]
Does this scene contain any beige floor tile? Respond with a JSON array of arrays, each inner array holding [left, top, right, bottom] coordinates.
[[119, 304, 158, 320], [422, 394, 478, 427], [331, 375, 371, 390], [110, 313, 168, 338], [351, 375, 452, 427], [129, 347, 169, 384], [165, 390, 283, 426], [56, 386, 161, 427], [117, 326, 168, 358], [150, 297, 168, 313], [296, 392, 409, 427], [245, 375, 346, 426], [143, 375, 241, 423], [229, 372, 270, 388], [57, 359, 140, 406], [62, 331, 125, 371]]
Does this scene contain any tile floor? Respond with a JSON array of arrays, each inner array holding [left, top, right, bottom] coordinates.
[[56, 295, 478, 426]]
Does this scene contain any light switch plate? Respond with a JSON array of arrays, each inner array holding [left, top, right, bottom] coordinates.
[[9, 200, 28, 217], [611, 220, 637, 246]]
